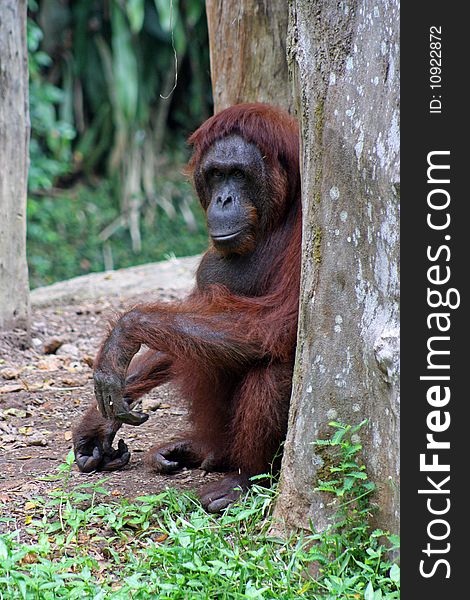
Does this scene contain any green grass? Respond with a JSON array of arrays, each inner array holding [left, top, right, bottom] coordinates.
[[0, 424, 400, 599]]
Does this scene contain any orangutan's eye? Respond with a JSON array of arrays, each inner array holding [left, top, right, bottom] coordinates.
[[210, 169, 224, 180]]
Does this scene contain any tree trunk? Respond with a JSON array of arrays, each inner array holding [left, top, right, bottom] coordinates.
[[205, 0, 292, 113], [0, 0, 31, 332], [274, 0, 400, 535]]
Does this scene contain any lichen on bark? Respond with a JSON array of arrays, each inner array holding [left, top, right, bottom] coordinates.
[[274, 0, 400, 536]]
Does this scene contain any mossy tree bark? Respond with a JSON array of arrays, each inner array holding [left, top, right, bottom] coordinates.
[[273, 0, 400, 535], [205, 0, 292, 113], [0, 0, 31, 333]]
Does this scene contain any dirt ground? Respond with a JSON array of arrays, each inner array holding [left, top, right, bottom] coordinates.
[[0, 257, 222, 529]]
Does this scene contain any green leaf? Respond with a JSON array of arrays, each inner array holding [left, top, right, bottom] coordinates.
[[178, 534, 191, 547], [186, 0, 203, 26], [154, 0, 174, 32], [173, 15, 187, 55], [364, 581, 375, 600], [350, 471, 368, 479], [350, 419, 368, 434], [126, 0, 145, 33], [245, 582, 269, 598], [332, 427, 349, 444], [111, 2, 138, 121], [390, 563, 400, 583], [0, 539, 8, 561]]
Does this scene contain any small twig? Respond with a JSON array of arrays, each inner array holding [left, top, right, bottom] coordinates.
[[160, 0, 178, 99]]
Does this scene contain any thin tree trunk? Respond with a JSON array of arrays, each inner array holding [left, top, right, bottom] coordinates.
[[205, 0, 292, 113], [0, 0, 31, 332], [274, 0, 400, 535]]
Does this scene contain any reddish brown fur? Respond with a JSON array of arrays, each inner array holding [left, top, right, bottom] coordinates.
[[74, 103, 301, 498], [128, 104, 300, 474]]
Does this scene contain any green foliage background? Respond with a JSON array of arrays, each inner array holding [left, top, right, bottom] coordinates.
[[27, 0, 212, 288]]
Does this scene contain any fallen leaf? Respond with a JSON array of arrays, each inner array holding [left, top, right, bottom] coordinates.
[[4, 408, 27, 418], [0, 367, 22, 380], [26, 436, 47, 447], [61, 378, 80, 386], [81, 355, 94, 368], [64, 431, 72, 441], [24, 501, 38, 510], [0, 384, 24, 394], [20, 553, 38, 565], [42, 338, 63, 355], [18, 426, 33, 436], [37, 357, 61, 371], [142, 397, 161, 411]]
